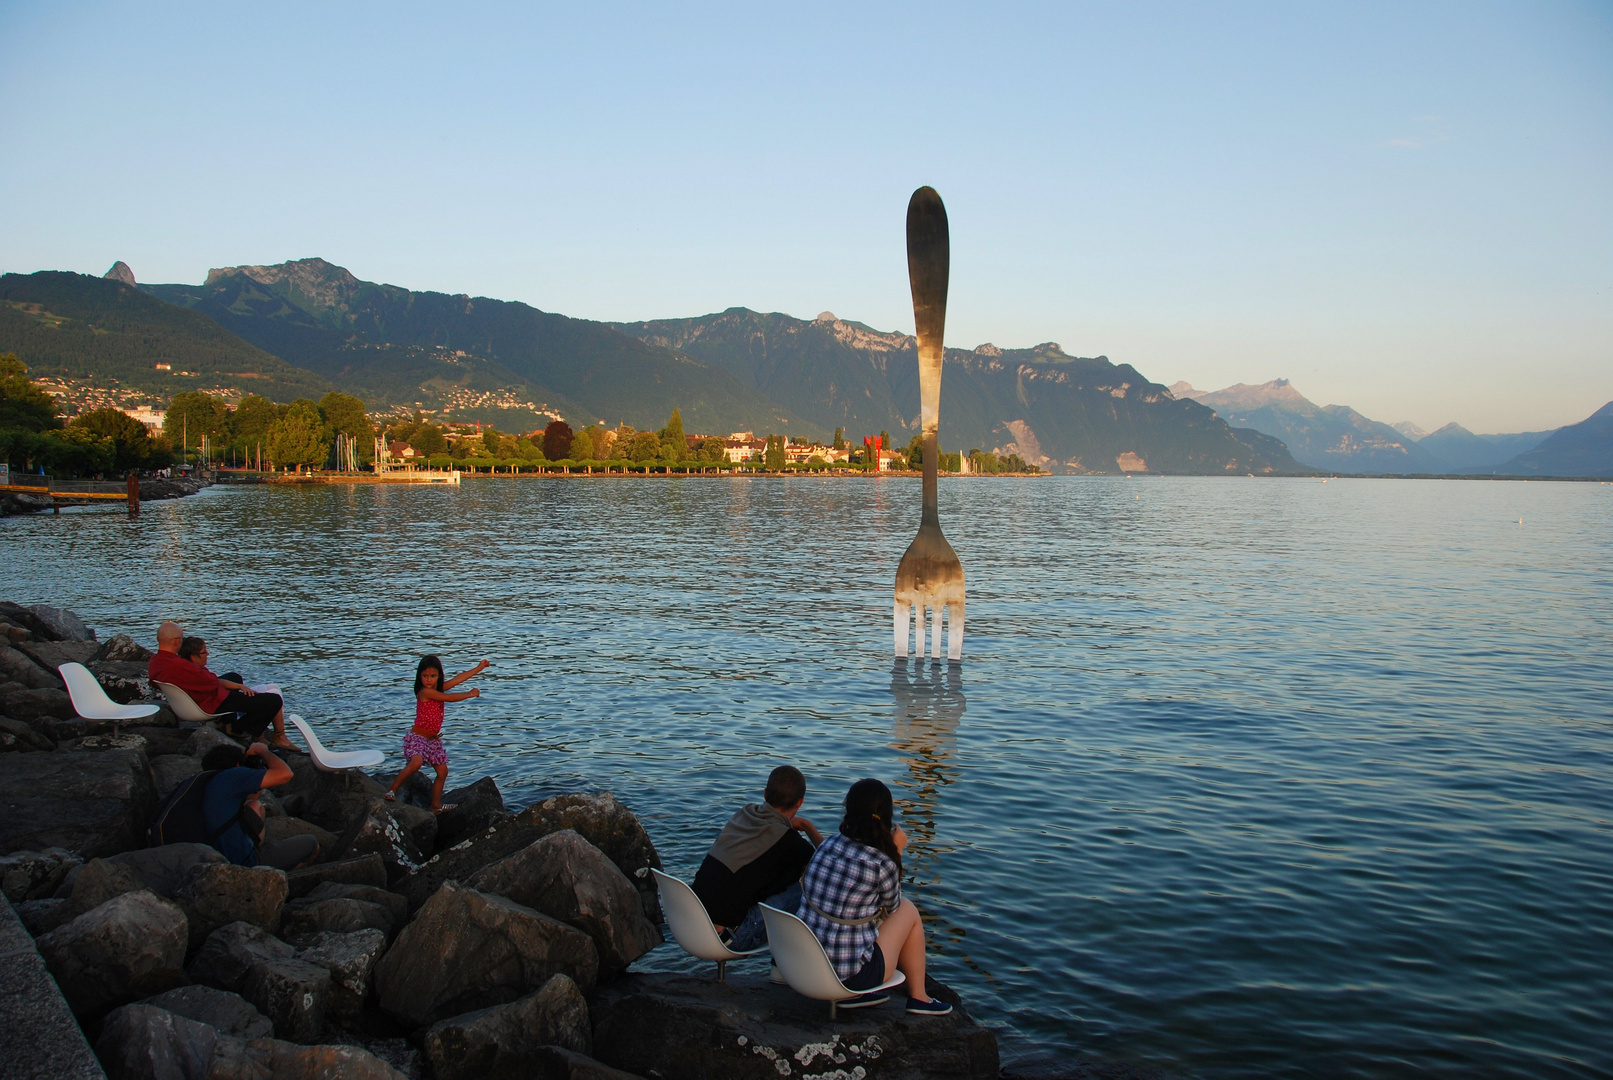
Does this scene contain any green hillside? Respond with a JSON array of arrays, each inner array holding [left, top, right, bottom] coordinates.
[[0, 272, 331, 402], [616, 309, 1308, 474], [149, 259, 815, 435]]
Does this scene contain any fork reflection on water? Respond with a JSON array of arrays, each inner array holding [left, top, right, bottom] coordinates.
[[5, 475, 1611, 1079]]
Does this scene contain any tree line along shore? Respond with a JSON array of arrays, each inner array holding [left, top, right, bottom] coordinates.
[[0, 602, 1005, 1079], [2, 353, 1041, 481]]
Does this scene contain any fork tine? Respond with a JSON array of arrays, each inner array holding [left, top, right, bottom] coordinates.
[[947, 603, 964, 662], [893, 600, 910, 658], [930, 604, 943, 661]]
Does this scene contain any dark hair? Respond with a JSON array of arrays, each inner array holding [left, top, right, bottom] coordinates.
[[840, 778, 901, 872], [764, 765, 806, 810], [201, 744, 246, 771], [414, 655, 446, 697], [178, 636, 206, 661]]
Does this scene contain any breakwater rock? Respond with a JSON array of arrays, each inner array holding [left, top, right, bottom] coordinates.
[[1, 603, 1004, 1080]]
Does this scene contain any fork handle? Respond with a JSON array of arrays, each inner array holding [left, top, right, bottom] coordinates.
[[907, 187, 949, 521]]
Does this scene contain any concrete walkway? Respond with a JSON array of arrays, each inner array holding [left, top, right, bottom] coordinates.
[[0, 899, 105, 1080]]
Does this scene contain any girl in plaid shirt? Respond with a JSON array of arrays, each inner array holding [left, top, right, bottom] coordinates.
[[797, 778, 952, 1015]]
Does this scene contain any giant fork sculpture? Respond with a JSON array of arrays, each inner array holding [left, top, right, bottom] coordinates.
[[894, 186, 965, 662]]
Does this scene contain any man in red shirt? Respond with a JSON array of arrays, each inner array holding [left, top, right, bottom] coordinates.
[[148, 622, 294, 750]]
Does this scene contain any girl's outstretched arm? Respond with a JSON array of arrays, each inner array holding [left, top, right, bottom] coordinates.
[[443, 660, 490, 690], [420, 687, 481, 703]]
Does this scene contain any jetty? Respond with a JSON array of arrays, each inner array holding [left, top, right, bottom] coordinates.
[[0, 603, 1000, 1080]]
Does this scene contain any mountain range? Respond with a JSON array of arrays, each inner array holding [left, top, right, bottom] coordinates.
[[1170, 378, 1607, 477], [0, 258, 1306, 475], [4, 257, 1605, 476], [613, 309, 1298, 474]]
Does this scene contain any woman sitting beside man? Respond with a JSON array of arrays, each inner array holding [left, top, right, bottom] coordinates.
[[146, 621, 294, 751], [797, 778, 952, 1015]]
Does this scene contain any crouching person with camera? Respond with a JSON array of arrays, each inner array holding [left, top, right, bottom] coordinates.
[[197, 743, 320, 869]]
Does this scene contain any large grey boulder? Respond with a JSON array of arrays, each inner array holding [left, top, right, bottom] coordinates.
[[0, 745, 156, 858], [15, 637, 98, 672], [0, 714, 55, 751], [283, 896, 395, 941], [526, 1048, 646, 1080], [334, 798, 422, 884], [390, 800, 438, 855], [467, 829, 661, 975], [0, 846, 81, 901], [96, 1002, 218, 1080], [25, 856, 147, 934], [186, 921, 295, 994], [29, 605, 95, 642], [422, 973, 592, 1080], [302, 880, 406, 926], [142, 985, 274, 1039], [399, 792, 662, 920], [173, 864, 288, 951], [282, 882, 404, 941], [431, 776, 509, 849], [37, 890, 187, 1018], [206, 1035, 407, 1080], [590, 973, 1000, 1080], [261, 816, 337, 856], [242, 956, 330, 1043], [0, 601, 59, 640], [181, 726, 237, 759], [0, 643, 60, 689], [107, 844, 226, 899], [149, 755, 201, 799], [93, 633, 152, 663], [0, 681, 74, 723], [373, 882, 599, 1028], [89, 660, 154, 705], [295, 928, 387, 1019], [17, 896, 69, 936], [284, 853, 386, 899]]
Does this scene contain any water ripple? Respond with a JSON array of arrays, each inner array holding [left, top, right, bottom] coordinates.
[[5, 475, 1611, 1079]]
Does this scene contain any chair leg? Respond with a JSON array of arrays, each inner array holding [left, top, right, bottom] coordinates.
[[830, 999, 837, 1020], [716, 959, 726, 983]]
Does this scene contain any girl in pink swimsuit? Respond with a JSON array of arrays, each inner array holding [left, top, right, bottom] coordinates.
[[384, 654, 489, 814]]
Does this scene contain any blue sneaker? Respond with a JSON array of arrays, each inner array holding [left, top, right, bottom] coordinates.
[[906, 996, 953, 1016]]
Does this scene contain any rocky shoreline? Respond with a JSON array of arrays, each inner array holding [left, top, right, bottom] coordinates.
[[0, 603, 1012, 1080], [0, 474, 212, 516]]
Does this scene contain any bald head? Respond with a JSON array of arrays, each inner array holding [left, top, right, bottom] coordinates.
[[156, 622, 183, 653]]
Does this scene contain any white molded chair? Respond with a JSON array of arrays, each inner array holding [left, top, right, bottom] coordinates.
[[760, 903, 906, 1019], [287, 715, 385, 772], [58, 663, 160, 722], [153, 681, 231, 723], [652, 869, 768, 981]]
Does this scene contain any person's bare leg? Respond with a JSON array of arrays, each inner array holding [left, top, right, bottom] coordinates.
[[430, 763, 451, 813], [875, 898, 932, 1002], [387, 755, 425, 798], [268, 708, 295, 751]]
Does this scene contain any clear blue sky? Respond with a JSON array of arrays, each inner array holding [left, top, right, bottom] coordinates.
[[3, 1, 1609, 432]]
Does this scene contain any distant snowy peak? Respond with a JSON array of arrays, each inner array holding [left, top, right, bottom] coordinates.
[[1391, 421, 1428, 441]]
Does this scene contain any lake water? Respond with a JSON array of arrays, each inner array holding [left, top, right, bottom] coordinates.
[[6, 475, 1612, 1079]]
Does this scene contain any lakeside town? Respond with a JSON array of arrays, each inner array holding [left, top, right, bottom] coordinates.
[[1, 361, 1042, 486]]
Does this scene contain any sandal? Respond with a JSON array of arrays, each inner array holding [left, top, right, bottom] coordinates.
[[383, 792, 396, 802], [431, 803, 458, 816]]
